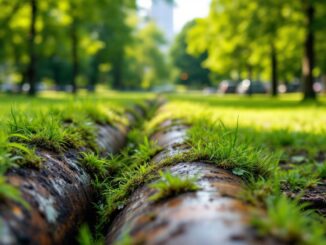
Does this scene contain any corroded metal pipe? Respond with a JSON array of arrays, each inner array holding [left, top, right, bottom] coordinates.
[[106, 120, 275, 244], [0, 104, 149, 245]]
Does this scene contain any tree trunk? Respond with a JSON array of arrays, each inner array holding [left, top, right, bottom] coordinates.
[[112, 59, 123, 89], [247, 64, 253, 96], [88, 56, 100, 92], [27, 0, 37, 96], [71, 16, 78, 94], [247, 64, 253, 81], [271, 43, 278, 97], [302, 3, 316, 100]]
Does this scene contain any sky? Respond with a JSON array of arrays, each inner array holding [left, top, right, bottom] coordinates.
[[138, 0, 211, 33]]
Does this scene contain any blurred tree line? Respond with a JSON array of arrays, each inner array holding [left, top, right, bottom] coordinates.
[[0, 0, 169, 95], [175, 0, 326, 100], [170, 20, 211, 89]]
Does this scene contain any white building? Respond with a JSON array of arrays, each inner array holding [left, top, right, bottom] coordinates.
[[150, 0, 174, 42]]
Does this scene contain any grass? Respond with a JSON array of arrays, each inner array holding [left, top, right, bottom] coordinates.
[[251, 196, 326, 245], [81, 152, 109, 178], [187, 119, 279, 179], [149, 171, 199, 202], [78, 224, 103, 245], [280, 166, 320, 192]]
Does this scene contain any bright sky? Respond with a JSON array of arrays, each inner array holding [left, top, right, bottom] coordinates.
[[138, 0, 211, 33]]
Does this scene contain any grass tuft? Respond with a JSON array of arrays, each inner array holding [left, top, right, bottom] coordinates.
[[251, 195, 326, 245], [187, 119, 278, 179], [149, 171, 199, 202], [81, 152, 109, 178]]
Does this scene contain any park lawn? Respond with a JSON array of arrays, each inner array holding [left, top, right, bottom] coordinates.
[[0, 90, 154, 119], [167, 93, 326, 155]]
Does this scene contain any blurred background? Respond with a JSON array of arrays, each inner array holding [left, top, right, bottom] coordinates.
[[0, 0, 325, 100]]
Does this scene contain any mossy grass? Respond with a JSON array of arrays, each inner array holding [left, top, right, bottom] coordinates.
[[280, 166, 320, 192], [316, 162, 326, 179], [187, 118, 279, 179], [81, 152, 109, 178], [251, 196, 326, 245], [149, 171, 199, 202], [77, 224, 104, 245], [96, 151, 190, 230]]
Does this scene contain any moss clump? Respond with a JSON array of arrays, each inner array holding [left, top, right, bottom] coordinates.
[[149, 171, 199, 202], [81, 152, 109, 178]]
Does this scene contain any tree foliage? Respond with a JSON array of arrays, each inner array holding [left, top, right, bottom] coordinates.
[[0, 0, 170, 94], [187, 0, 326, 99], [170, 20, 211, 88]]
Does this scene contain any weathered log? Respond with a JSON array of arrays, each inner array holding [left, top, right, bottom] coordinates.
[[0, 104, 149, 245], [105, 120, 277, 245]]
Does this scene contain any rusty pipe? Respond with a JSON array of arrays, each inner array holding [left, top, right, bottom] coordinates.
[[0, 104, 150, 245], [105, 120, 276, 245]]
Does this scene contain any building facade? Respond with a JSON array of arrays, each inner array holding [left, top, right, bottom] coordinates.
[[150, 0, 174, 42]]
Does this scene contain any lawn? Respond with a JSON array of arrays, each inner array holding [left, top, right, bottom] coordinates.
[[0, 91, 154, 118], [167, 93, 326, 152]]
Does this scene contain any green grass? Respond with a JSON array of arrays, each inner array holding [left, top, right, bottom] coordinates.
[[187, 119, 279, 179], [251, 196, 326, 245], [78, 224, 103, 245], [149, 171, 199, 202], [81, 152, 109, 178]]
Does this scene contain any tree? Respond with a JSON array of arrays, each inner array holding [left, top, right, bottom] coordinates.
[[302, 0, 316, 100], [123, 21, 169, 90], [170, 20, 210, 88], [187, 0, 326, 99], [26, 0, 37, 96]]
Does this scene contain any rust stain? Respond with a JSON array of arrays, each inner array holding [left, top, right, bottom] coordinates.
[[211, 182, 242, 197]]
